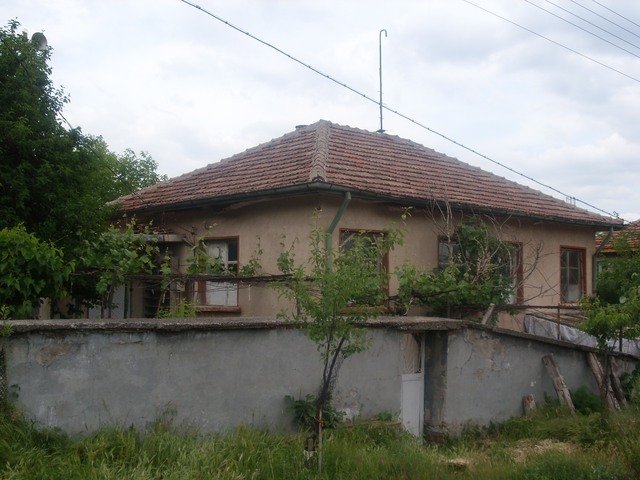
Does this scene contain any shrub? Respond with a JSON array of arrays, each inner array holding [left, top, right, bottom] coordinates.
[[284, 394, 344, 431], [571, 386, 602, 415]]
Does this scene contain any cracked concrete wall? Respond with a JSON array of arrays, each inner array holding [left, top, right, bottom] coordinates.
[[429, 328, 637, 434], [7, 328, 403, 435]]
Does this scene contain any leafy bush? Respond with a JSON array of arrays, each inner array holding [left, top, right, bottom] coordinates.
[[571, 386, 602, 415], [157, 300, 197, 319], [621, 365, 640, 404], [0, 225, 72, 319], [284, 394, 344, 431]]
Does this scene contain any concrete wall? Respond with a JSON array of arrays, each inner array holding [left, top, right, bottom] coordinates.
[[133, 194, 601, 318], [6, 322, 403, 435], [7, 317, 633, 437], [424, 326, 637, 435]]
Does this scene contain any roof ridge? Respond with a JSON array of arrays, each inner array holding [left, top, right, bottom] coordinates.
[[308, 120, 330, 182]]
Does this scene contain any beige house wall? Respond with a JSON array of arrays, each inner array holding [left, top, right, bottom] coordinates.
[[135, 194, 599, 318]]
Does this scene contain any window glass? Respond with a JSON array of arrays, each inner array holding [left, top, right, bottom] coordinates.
[[561, 248, 584, 303], [195, 238, 239, 307], [438, 239, 460, 269]]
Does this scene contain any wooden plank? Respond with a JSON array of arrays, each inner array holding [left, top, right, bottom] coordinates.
[[586, 352, 620, 410], [542, 354, 575, 414], [610, 357, 628, 408], [480, 303, 495, 325]]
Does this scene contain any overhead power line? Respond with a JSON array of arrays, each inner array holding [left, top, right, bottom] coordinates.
[[570, 0, 640, 40], [591, 0, 640, 30], [462, 0, 640, 84], [177, 0, 621, 220], [542, 0, 640, 52], [523, 0, 640, 59]]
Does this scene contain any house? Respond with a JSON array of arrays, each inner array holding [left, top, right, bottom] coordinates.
[[596, 219, 640, 255], [115, 120, 622, 324]]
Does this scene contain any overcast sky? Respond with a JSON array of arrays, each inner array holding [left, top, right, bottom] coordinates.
[[6, 0, 640, 222]]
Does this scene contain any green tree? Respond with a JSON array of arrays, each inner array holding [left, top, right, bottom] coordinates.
[[0, 226, 72, 319], [72, 222, 160, 318], [275, 222, 401, 470], [0, 20, 101, 253], [396, 218, 515, 318], [582, 229, 640, 414], [596, 232, 640, 305], [0, 20, 166, 256], [108, 149, 167, 201]]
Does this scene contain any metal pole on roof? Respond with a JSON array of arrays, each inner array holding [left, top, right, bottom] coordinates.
[[377, 29, 387, 134]]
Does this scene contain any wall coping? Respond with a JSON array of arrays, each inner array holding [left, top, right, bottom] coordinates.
[[6, 316, 637, 360]]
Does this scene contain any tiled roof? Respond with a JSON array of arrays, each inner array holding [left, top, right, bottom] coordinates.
[[597, 220, 640, 253], [116, 120, 620, 227]]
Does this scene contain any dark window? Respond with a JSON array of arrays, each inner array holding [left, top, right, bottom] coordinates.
[[438, 238, 460, 269], [560, 247, 585, 303], [506, 243, 523, 304]]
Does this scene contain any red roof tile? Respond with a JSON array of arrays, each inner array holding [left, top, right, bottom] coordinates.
[[597, 220, 640, 253], [116, 120, 620, 227]]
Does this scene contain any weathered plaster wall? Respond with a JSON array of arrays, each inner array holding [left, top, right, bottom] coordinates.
[[137, 194, 600, 318], [426, 327, 636, 434], [7, 324, 402, 435], [6, 318, 634, 437]]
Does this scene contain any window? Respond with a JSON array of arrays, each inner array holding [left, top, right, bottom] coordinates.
[[505, 243, 523, 304], [438, 237, 460, 269], [339, 229, 389, 305], [339, 229, 388, 274], [194, 238, 239, 308], [437, 237, 523, 304], [560, 247, 585, 303]]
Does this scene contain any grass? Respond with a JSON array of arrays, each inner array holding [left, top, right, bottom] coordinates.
[[1, 406, 640, 479]]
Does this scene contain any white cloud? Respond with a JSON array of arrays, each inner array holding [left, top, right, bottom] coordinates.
[[5, 0, 640, 221]]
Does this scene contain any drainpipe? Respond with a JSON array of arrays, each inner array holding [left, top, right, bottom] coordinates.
[[325, 192, 351, 270], [592, 226, 614, 294]]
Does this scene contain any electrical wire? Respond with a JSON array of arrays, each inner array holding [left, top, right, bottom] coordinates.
[[570, 0, 640, 40], [178, 0, 622, 220], [542, 0, 640, 51], [592, 0, 640, 29], [462, 0, 640, 84], [522, 0, 640, 58], [522, 0, 640, 59]]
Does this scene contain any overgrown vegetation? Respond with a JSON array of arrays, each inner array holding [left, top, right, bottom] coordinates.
[[0, 225, 73, 319], [396, 218, 517, 318], [2, 405, 640, 479], [275, 219, 402, 468], [70, 222, 160, 318], [0, 20, 167, 319], [581, 228, 640, 413]]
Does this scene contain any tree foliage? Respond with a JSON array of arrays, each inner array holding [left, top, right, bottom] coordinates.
[[583, 229, 640, 348], [0, 20, 165, 256], [596, 232, 640, 305], [275, 220, 402, 467], [396, 218, 515, 318], [581, 228, 640, 412], [71, 223, 160, 318], [0, 20, 168, 317], [0, 225, 72, 319]]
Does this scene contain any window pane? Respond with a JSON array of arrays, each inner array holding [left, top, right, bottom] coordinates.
[[438, 240, 459, 269], [560, 248, 584, 303], [203, 239, 239, 306]]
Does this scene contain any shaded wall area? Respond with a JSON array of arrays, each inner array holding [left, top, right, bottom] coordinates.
[[3, 317, 637, 437], [424, 326, 637, 436], [6, 319, 403, 435]]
